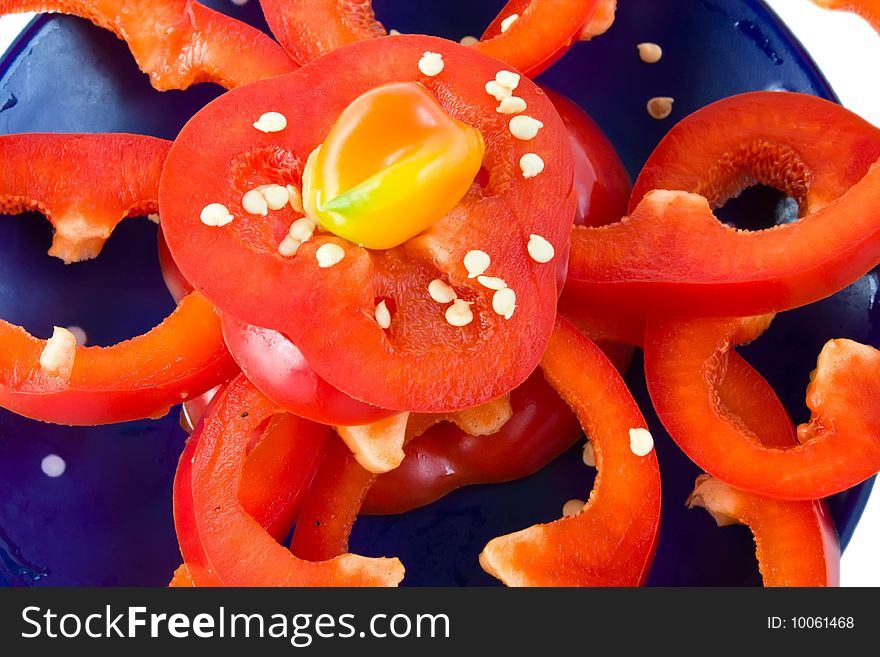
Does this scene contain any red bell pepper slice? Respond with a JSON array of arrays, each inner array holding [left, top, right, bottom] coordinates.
[[173, 403, 331, 585], [645, 314, 880, 500], [811, 0, 880, 31], [362, 369, 581, 515], [0, 292, 236, 425], [686, 342, 840, 587], [290, 435, 376, 562], [259, 0, 604, 77], [220, 314, 395, 426], [688, 476, 839, 587], [160, 35, 575, 413], [480, 316, 661, 586], [479, 0, 610, 76], [0, 133, 169, 263], [556, 300, 803, 449], [0, 133, 234, 424], [159, 229, 395, 426], [182, 374, 403, 586], [0, 0, 297, 90], [567, 92, 880, 317]]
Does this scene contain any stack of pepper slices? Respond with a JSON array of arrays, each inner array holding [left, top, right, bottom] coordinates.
[[1, 0, 879, 587]]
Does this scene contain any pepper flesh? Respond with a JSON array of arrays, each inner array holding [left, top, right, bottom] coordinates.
[[302, 82, 485, 250], [221, 314, 395, 427], [645, 315, 880, 500], [160, 34, 575, 414], [0, 133, 170, 263], [479, 0, 607, 75], [291, 435, 376, 562], [258, 0, 602, 77], [568, 92, 880, 317], [0, 292, 236, 425], [363, 369, 581, 515], [173, 405, 332, 585], [184, 374, 403, 586], [811, 0, 880, 32], [688, 476, 840, 587], [0, 0, 298, 90], [480, 316, 661, 586]]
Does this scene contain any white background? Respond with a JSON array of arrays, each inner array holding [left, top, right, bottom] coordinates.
[[0, 1, 878, 586]]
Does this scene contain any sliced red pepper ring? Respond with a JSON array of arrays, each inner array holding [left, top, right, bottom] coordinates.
[[645, 314, 880, 500], [363, 369, 581, 516], [0, 133, 169, 263], [568, 92, 880, 317], [0, 0, 298, 90], [0, 292, 236, 425], [184, 374, 403, 586], [687, 476, 840, 587], [220, 314, 395, 427], [173, 402, 332, 586], [479, 316, 661, 586], [685, 344, 840, 587], [161, 35, 575, 413], [259, 0, 604, 77], [159, 231, 395, 428]]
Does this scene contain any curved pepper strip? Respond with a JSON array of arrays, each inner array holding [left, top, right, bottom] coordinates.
[[173, 405, 332, 586], [0, 133, 169, 263], [186, 374, 403, 586], [688, 476, 840, 586], [0, 0, 297, 90], [568, 92, 880, 317], [555, 303, 796, 449], [363, 369, 581, 516], [685, 344, 840, 586], [259, 0, 601, 77], [645, 315, 880, 500], [480, 316, 661, 586], [480, 0, 612, 75], [291, 435, 375, 562], [811, 0, 880, 32], [0, 292, 236, 425]]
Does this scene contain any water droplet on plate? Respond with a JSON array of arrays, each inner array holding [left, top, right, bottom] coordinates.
[[0, 93, 17, 112]]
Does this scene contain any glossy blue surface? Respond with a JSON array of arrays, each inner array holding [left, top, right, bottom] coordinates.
[[0, 0, 874, 586]]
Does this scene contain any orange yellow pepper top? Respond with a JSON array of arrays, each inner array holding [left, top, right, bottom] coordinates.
[[302, 82, 485, 250]]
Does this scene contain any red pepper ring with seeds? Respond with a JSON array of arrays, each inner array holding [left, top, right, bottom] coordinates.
[[0, 0, 298, 91], [160, 35, 575, 414], [259, 0, 606, 77], [566, 92, 880, 318], [479, 316, 662, 587]]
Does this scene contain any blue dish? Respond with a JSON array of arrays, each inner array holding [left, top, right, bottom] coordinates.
[[0, 0, 874, 586]]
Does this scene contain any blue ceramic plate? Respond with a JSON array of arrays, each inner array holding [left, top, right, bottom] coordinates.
[[0, 0, 875, 586]]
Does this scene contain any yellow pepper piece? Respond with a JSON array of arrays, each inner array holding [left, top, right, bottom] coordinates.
[[302, 82, 485, 250]]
